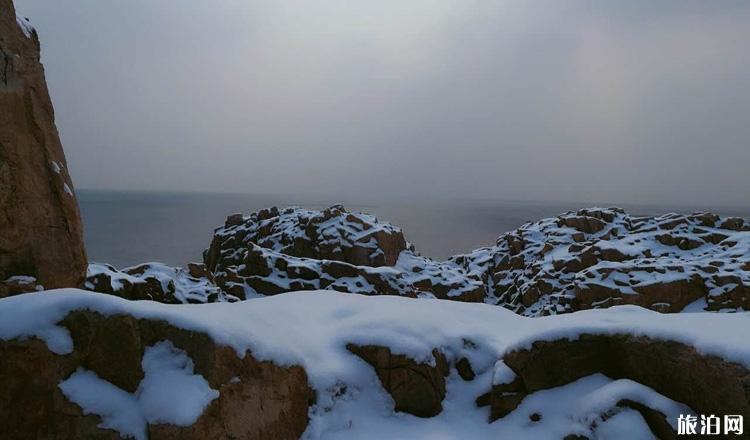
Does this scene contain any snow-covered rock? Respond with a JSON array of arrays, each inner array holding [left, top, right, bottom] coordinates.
[[452, 207, 750, 315], [85, 262, 238, 304], [203, 205, 485, 302], [83, 206, 750, 317], [1, 289, 749, 439]]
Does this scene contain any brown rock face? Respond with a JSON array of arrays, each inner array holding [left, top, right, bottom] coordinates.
[[488, 334, 750, 429], [347, 344, 449, 417], [0, 0, 87, 295], [0, 310, 314, 440]]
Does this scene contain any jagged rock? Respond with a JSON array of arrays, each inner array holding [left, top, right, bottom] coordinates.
[[453, 208, 750, 316], [347, 344, 449, 417], [84, 263, 238, 304], [204, 205, 485, 302], [0, 0, 87, 295], [205, 204, 407, 269], [0, 310, 314, 440], [489, 334, 750, 429]]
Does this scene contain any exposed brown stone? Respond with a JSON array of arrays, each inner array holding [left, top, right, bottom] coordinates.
[[455, 357, 475, 381], [0, 310, 314, 440], [560, 216, 606, 234], [347, 344, 449, 417], [0, 0, 87, 295], [488, 334, 750, 432]]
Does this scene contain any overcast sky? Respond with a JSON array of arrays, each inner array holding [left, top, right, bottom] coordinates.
[[14, 0, 750, 205]]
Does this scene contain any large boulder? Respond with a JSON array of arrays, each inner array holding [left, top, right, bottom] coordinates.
[[347, 344, 449, 418], [0, 310, 314, 440], [0, 0, 87, 296], [486, 334, 750, 429]]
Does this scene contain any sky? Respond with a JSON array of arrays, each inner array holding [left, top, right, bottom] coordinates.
[[14, 0, 750, 206]]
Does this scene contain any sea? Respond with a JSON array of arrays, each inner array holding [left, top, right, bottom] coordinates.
[[78, 189, 750, 268]]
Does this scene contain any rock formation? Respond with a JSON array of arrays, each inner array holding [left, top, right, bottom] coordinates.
[[0, 0, 87, 296], [85, 262, 238, 304], [89, 205, 750, 319], [347, 344, 449, 417], [0, 309, 314, 439], [453, 207, 750, 315], [201, 205, 485, 302], [2, 289, 749, 439], [485, 334, 750, 436]]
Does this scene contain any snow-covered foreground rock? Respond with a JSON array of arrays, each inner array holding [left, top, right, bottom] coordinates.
[[85, 205, 750, 318], [1, 289, 749, 439]]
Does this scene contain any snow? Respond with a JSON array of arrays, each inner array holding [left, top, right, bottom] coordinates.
[[49, 161, 62, 174], [451, 208, 750, 315], [2, 289, 748, 438], [59, 369, 145, 440], [492, 360, 516, 385], [594, 408, 657, 440], [16, 15, 34, 39], [58, 341, 218, 440], [137, 341, 219, 425], [4, 275, 36, 284], [87, 262, 233, 303], [574, 378, 692, 430]]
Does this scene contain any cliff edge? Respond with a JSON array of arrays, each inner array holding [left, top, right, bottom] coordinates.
[[0, 0, 87, 295]]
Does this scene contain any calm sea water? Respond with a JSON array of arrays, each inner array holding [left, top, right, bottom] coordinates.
[[78, 190, 750, 267]]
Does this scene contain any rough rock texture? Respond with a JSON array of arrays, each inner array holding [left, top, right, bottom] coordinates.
[[452, 208, 750, 316], [203, 205, 749, 314], [205, 204, 408, 269], [203, 205, 485, 302], [347, 344, 449, 417], [0, 0, 87, 296], [0, 310, 314, 440], [488, 334, 750, 429], [84, 262, 238, 304]]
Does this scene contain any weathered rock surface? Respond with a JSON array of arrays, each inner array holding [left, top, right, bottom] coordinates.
[[0, 310, 314, 440], [203, 205, 485, 302], [205, 204, 408, 269], [0, 0, 87, 296], [84, 262, 238, 304], [347, 344, 449, 417], [487, 334, 750, 432], [452, 208, 750, 315]]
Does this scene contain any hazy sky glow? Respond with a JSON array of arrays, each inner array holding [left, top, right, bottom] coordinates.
[[15, 0, 750, 205]]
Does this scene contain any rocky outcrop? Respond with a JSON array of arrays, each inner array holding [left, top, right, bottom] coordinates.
[[0, 310, 314, 440], [84, 262, 238, 304], [347, 344, 449, 417], [486, 334, 750, 430], [453, 208, 750, 316], [203, 205, 485, 302], [0, 0, 87, 296], [205, 204, 408, 269]]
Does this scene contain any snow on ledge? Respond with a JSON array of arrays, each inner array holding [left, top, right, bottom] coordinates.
[[1, 289, 749, 385], [16, 15, 34, 39]]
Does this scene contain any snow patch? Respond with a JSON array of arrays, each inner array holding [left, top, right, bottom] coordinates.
[[58, 341, 218, 440], [16, 16, 34, 39]]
